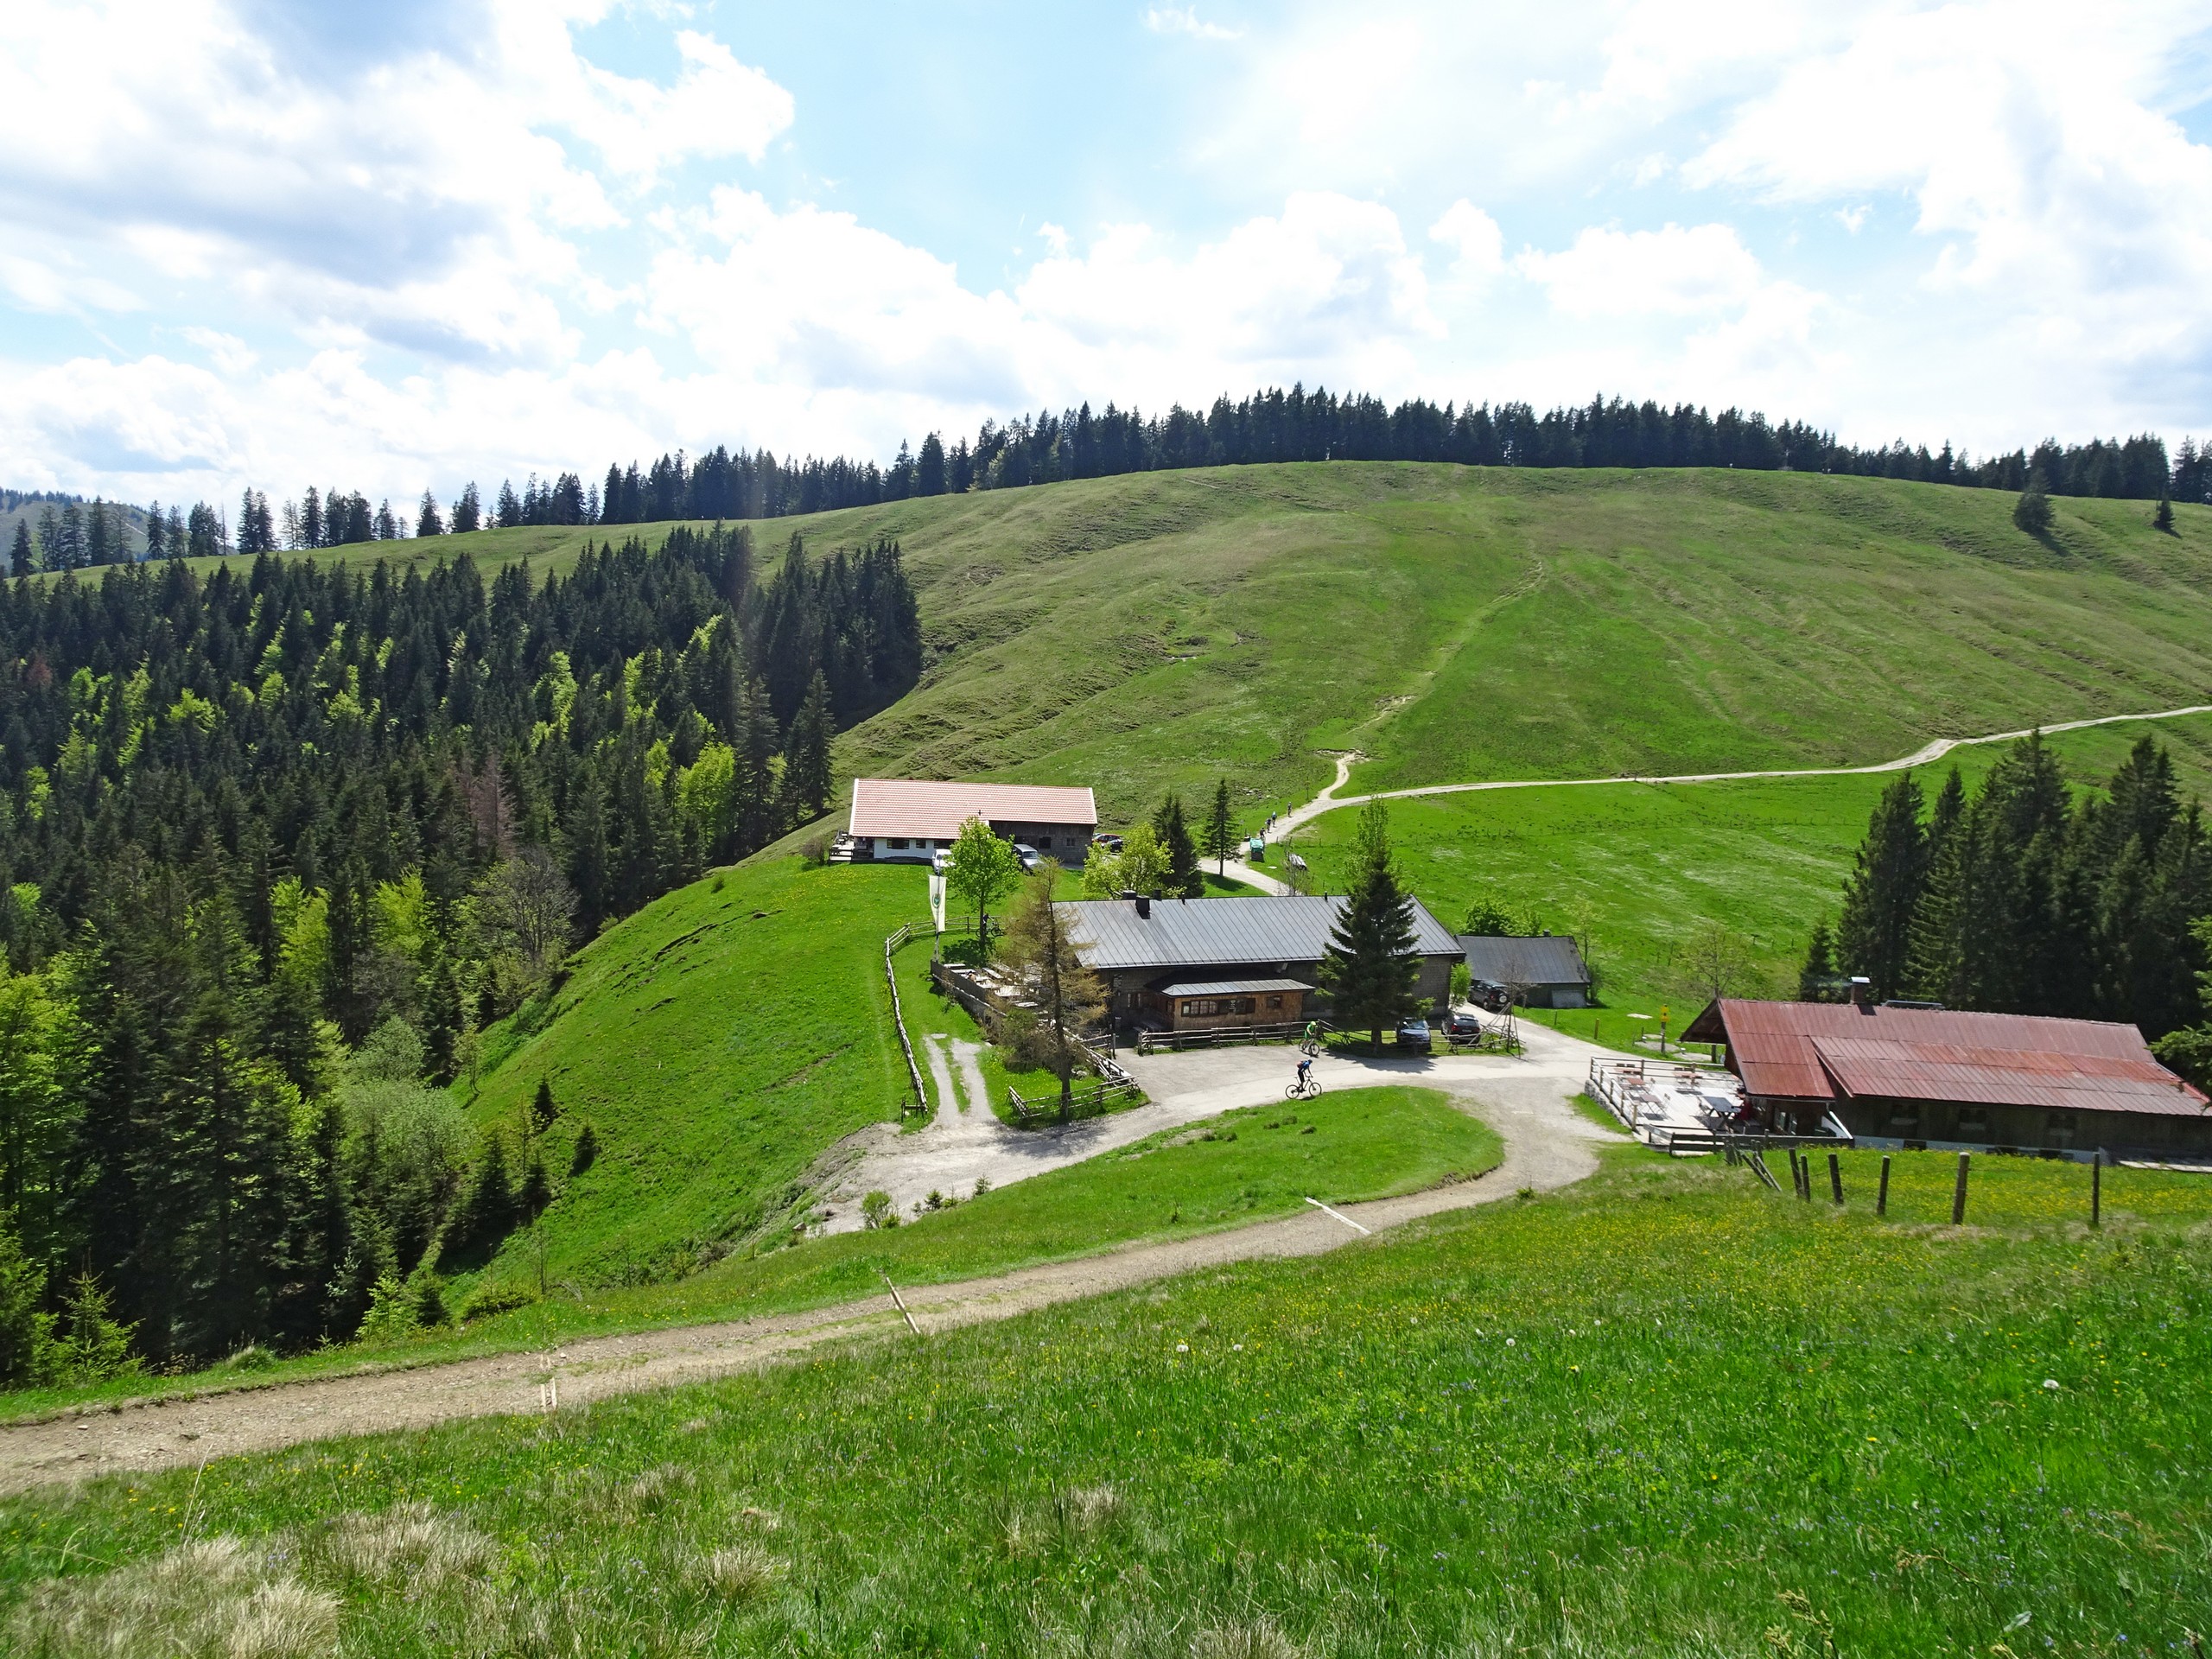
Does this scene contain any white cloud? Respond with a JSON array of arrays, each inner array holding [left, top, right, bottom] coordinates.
[[1517, 224, 1767, 318], [5, 0, 2212, 506], [1429, 201, 1505, 277], [1143, 7, 1243, 41]]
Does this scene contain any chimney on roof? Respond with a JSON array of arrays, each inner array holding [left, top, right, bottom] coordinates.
[[1850, 976, 1873, 1013], [1135, 893, 1151, 919]]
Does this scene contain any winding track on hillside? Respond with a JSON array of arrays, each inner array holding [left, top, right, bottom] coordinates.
[[1230, 703, 2212, 888], [1290, 703, 2212, 830], [0, 1036, 1615, 1494]]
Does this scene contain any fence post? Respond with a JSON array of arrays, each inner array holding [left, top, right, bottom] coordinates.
[[1877, 1154, 1891, 1217], [1827, 1151, 1843, 1206], [2091, 1149, 2102, 1228], [1950, 1152, 1970, 1225]]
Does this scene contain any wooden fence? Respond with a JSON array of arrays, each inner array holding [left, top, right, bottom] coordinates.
[[884, 925, 927, 1114], [1006, 1077, 1148, 1128]]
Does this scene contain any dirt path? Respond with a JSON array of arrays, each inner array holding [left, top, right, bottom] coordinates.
[[1270, 703, 2212, 834], [0, 1048, 1613, 1495]]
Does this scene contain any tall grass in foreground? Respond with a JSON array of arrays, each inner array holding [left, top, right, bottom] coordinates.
[[3, 1148, 2208, 1656]]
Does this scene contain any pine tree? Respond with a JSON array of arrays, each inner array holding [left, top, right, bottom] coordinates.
[[1799, 917, 1840, 1001], [530, 1077, 557, 1137], [2014, 472, 2054, 534], [2156, 493, 2175, 532], [458, 1136, 516, 1253], [1316, 800, 1422, 1049], [8, 522, 29, 578], [517, 1152, 551, 1224], [1152, 794, 1201, 898], [1202, 779, 1237, 877], [1834, 772, 1927, 1001], [778, 670, 834, 826]]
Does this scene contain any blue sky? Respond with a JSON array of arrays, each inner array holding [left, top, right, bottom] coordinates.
[[3, 1, 2211, 509]]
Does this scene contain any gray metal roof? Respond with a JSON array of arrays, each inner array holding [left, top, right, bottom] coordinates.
[[1061, 894, 1461, 971], [1460, 934, 1591, 988], [1153, 977, 1314, 997]]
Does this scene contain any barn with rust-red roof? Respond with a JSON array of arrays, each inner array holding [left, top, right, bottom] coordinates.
[[1683, 995, 2212, 1160]]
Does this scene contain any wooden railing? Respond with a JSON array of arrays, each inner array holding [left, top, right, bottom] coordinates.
[[1007, 1077, 1147, 1127], [884, 925, 927, 1114], [1135, 1020, 1313, 1054]]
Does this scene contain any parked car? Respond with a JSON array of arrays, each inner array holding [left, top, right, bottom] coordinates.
[[1395, 1016, 1432, 1052], [1092, 832, 1124, 853], [1013, 842, 1043, 872], [1443, 1007, 1484, 1039], [931, 848, 950, 875]]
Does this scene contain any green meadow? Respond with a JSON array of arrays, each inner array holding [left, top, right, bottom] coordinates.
[[456, 858, 925, 1294], [6, 1145, 2208, 1656]]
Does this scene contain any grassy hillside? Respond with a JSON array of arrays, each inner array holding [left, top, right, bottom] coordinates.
[[108, 466, 2212, 823], [1301, 711, 2212, 1021], [462, 857, 927, 1291], [6, 1147, 2207, 1653]]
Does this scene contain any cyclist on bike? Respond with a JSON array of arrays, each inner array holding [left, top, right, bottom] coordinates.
[[1294, 1054, 1314, 1095], [1301, 1019, 1320, 1056]]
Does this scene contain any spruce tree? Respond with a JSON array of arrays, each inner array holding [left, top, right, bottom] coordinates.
[[1203, 779, 1237, 877], [778, 670, 835, 825], [1799, 917, 1839, 1001], [1834, 772, 1926, 1001], [1152, 793, 1201, 898], [2156, 493, 2175, 532], [8, 522, 29, 578], [2013, 473, 2054, 534], [1317, 800, 1422, 1049]]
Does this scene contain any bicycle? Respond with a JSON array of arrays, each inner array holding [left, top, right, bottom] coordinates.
[[1285, 1074, 1323, 1102], [1299, 1039, 1320, 1058]]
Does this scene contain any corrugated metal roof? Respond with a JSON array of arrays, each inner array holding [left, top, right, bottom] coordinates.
[[849, 778, 1097, 841], [1154, 977, 1313, 996], [1812, 1036, 2207, 1116], [1696, 998, 2209, 1119], [1460, 934, 1590, 988], [1060, 894, 1461, 972]]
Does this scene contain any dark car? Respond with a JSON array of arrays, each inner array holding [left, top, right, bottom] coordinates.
[[1395, 1017, 1432, 1052], [1443, 1007, 1484, 1039], [1092, 832, 1124, 854]]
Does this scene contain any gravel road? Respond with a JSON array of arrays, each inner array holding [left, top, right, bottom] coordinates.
[[0, 1030, 1617, 1495]]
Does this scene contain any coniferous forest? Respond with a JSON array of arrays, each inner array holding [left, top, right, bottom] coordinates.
[[0, 526, 918, 1374], [1803, 735, 2212, 1054]]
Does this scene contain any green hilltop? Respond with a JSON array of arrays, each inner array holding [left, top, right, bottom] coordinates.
[[142, 462, 2212, 821]]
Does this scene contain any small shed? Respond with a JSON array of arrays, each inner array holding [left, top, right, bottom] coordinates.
[[1459, 934, 1592, 1009]]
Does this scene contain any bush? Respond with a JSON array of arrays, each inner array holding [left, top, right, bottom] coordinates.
[[458, 1281, 541, 1323], [2013, 483, 2054, 535], [861, 1191, 893, 1230]]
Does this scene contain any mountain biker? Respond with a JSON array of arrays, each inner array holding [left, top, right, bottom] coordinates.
[[1301, 1019, 1320, 1055], [1294, 1054, 1314, 1094]]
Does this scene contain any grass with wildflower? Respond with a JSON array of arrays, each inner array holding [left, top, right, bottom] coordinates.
[[3, 1142, 2207, 1655]]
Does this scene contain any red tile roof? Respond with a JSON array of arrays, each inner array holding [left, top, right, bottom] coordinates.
[[849, 778, 1097, 842], [1692, 999, 2209, 1119]]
